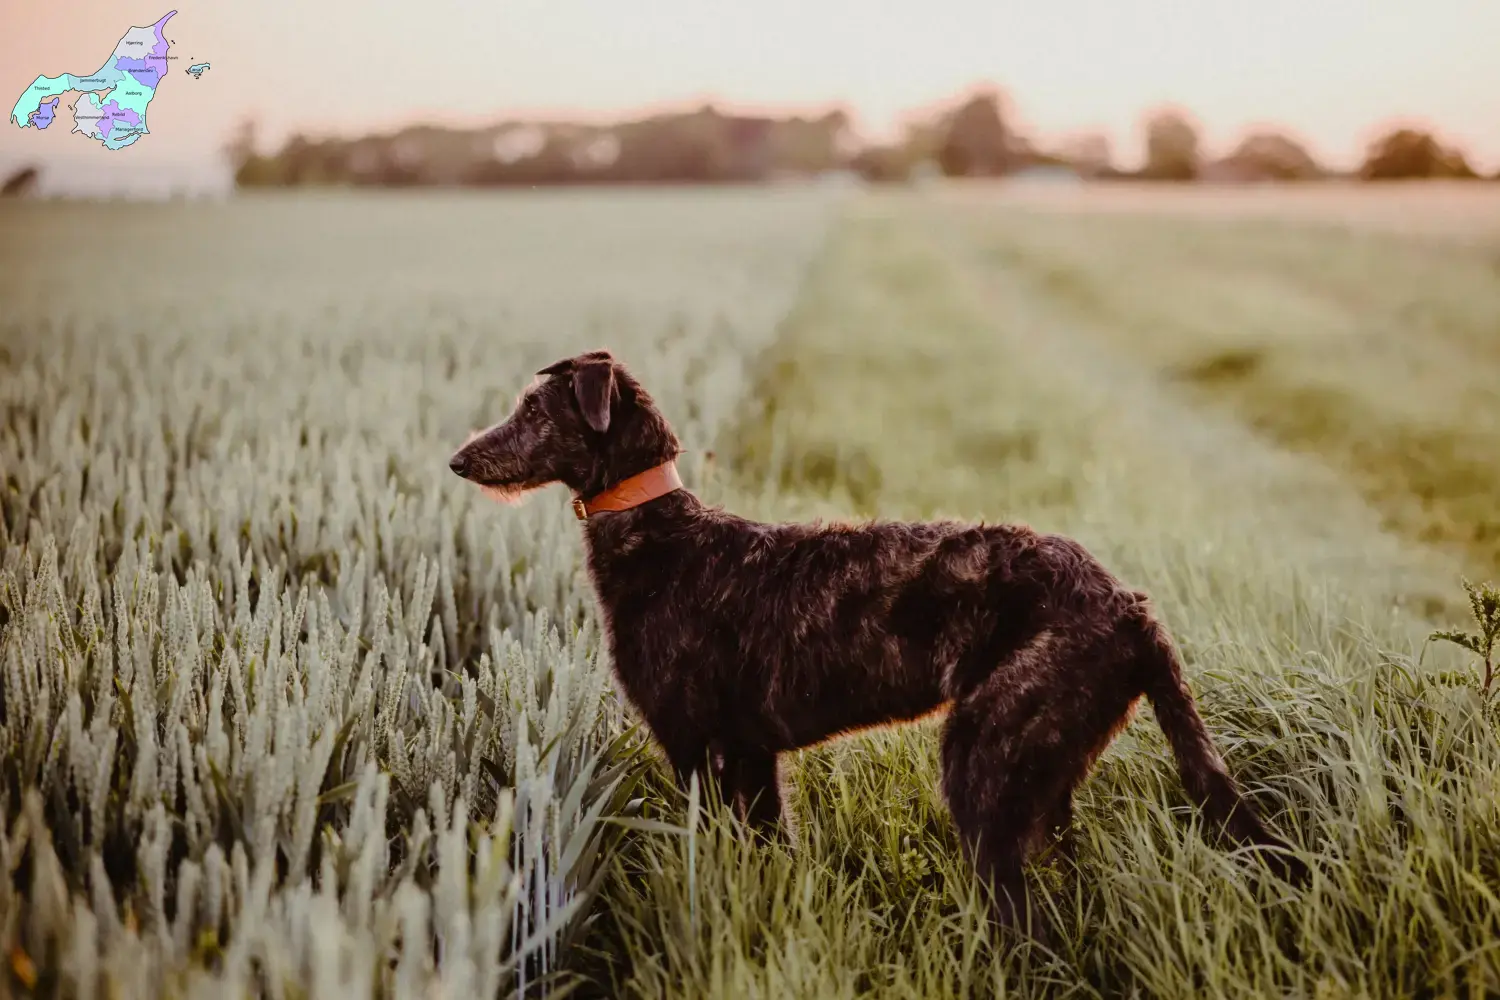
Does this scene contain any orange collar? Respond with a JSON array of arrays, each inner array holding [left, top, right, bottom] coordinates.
[[572, 461, 683, 520]]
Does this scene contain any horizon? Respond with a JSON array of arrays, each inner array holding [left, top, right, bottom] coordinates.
[[3, 0, 1497, 195]]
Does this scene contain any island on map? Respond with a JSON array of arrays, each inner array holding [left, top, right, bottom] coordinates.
[[8, 10, 176, 150], [186, 63, 211, 80], [27, 98, 61, 130]]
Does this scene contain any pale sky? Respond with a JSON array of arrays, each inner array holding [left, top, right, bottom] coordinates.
[[3, 0, 1496, 194]]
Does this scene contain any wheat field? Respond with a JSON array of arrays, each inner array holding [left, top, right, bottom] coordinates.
[[2, 183, 1499, 999]]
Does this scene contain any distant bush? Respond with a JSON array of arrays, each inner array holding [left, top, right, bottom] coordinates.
[[936, 90, 1012, 178], [1210, 131, 1325, 182], [1138, 108, 1202, 181], [222, 89, 1486, 191], [1361, 128, 1480, 180]]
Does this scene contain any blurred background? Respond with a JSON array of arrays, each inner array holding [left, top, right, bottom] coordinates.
[[3, 0, 1498, 197]]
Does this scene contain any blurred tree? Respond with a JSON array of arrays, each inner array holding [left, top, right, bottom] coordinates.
[[769, 110, 855, 175], [851, 144, 914, 183], [828, 110, 864, 164], [222, 118, 257, 169], [225, 120, 360, 187], [1360, 128, 1478, 180], [0, 165, 40, 197], [848, 113, 951, 183], [1058, 132, 1113, 177], [224, 118, 283, 187], [937, 89, 1010, 177], [896, 117, 948, 175], [1435, 146, 1477, 178], [274, 135, 342, 185], [570, 132, 623, 174], [1219, 130, 1323, 181], [508, 134, 580, 185], [1008, 134, 1062, 169], [612, 106, 736, 182], [1140, 108, 1201, 181]]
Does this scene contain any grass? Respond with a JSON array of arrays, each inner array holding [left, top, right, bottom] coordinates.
[[585, 192, 1500, 998], [934, 179, 1500, 239], [3, 183, 1500, 998], [0, 188, 837, 998], [935, 195, 1500, 586]]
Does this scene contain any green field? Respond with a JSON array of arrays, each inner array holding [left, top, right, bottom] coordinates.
[[2, 184, 1499, 998]]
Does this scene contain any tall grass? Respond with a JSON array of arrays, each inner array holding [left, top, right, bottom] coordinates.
[[588, 196, 1500, 998], [0, 189, 837, 998], [7, 184, 1497, 999]]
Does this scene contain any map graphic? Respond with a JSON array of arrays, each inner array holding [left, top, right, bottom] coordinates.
[[9, 11, 197, 150]]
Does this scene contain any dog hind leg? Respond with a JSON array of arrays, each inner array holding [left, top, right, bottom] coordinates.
[[940, 630, 1144, 937], [941, 702, 1072, 936]]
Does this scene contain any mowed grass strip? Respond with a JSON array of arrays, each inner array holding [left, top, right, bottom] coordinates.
[[589, 197, 1500, 999], [938, 198, 1500, 588], [731, 202, 1093, 526]]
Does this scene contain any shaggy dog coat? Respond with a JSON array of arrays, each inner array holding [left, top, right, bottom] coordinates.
[[449, 349, 1299, 929]]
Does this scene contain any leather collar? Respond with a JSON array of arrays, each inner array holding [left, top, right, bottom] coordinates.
[[573, 461, 683, 520]]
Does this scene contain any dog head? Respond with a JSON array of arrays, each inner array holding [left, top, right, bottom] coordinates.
[[448, 349, 680, 501]]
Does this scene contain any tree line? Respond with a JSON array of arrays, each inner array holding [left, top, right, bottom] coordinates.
[[218, 88, 1495, 188]]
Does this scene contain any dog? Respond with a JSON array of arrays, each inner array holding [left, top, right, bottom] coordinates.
[[448, 348, 1301, 931]]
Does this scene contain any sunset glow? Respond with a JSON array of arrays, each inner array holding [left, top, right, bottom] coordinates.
[[2, 0, 1495, 191]]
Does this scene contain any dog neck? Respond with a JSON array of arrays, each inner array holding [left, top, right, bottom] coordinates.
[[572, 460, 683, 521]]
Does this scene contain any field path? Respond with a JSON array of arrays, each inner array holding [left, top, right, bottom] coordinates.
[[734, 193, 1465, 627], [924, 196, 1500, 590], [602, 191, 1499, 999], [916, 198, 1468, 618]]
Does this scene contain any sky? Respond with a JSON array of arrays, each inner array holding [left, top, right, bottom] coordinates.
[[3, 0, 1496, 194]]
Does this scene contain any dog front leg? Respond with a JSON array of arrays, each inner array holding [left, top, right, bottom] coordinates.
[[716, 747, 786, 841], [658, 733, 723, 803], [658, 737, 783, 838]]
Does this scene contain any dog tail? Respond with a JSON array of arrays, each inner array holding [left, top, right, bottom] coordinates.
[[1126, 596, 1305, 880]]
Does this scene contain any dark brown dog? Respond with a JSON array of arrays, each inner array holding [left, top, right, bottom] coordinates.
[[449, 349, 1300, 930]]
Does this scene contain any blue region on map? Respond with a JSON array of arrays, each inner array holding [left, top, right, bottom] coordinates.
[[28, 97, 61, 130], [187, 63, 211, 79]]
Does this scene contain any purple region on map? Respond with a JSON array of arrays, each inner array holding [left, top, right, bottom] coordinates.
[[29, 98, 60, 129], [97, 100, 142, 140], [116, 56, 166, 89]]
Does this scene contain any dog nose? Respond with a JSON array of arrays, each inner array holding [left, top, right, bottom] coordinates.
[[449, 454, 469, 477]]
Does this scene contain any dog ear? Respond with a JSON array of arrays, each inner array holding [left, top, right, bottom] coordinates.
[[538, 349, 612, 377], [572, 358, 616, 433]]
